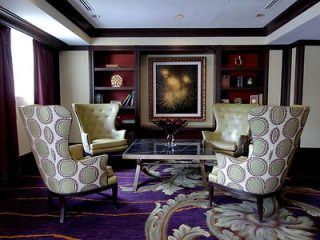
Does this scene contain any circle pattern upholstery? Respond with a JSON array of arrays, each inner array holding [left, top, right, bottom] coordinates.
[[213, 105, 309, 194], [19, 105, 115, 194]]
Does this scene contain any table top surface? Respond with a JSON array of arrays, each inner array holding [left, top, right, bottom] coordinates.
[[122, 138, 216, 160]]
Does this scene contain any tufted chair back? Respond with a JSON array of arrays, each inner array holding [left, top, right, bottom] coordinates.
[[72, 103, 128, 155], [73, 103, 118, 140], [202, 103, 258, 156], [213, 103, 258, 142]]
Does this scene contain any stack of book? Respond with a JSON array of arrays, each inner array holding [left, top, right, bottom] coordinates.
[[123, 90, 135, 107]]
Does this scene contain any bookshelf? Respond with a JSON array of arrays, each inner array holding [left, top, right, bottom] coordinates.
[[90, 48, 139, 128], [216, 47, 268, 104]]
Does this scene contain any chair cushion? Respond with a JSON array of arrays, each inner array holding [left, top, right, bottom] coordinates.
[[208, 140, 237, 151], [91, 138, 128, 150]]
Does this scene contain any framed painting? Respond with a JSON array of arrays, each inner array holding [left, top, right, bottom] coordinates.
[[149, 56, 206, 121]]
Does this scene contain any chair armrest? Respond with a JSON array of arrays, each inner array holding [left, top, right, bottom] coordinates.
[[80, 132, 91, 154], [202, 131, 221, 141], [69, 144, 84, 160], [234, 135, 250, 156], [112, 129, 126, 139]]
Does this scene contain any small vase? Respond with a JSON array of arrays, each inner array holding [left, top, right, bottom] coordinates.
[[167, 134, 175, 147], [234, 55, 243, 67]]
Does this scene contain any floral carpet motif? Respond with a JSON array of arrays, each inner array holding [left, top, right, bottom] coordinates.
[[145, 186, 320, 240], [121, 164, 206, 195], [0, 164, 319, 239]]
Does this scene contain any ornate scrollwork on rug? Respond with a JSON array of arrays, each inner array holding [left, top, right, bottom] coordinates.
[[145, 191, 210, 240]]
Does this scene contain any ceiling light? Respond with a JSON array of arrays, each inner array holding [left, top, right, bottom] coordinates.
[[175, 14, 184, 20], [92, 14, 100, 19]]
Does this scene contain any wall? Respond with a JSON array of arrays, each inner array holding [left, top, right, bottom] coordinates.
[[59, 50, 90, 143], [58, 47, 320, 148], [140, 54, 214, 127], [301, 46, 320, 148], [268, 50, 282, 105]]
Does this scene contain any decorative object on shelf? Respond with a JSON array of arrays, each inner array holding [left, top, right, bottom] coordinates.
[[149, 56, 206, 122], [95, 94, 103, 103], [234, 97, 242, 104], [250, 95, 258, 104], [111, 74, 123, 87], [221, 99, 230, 103], [234, 55, 243, 67], [246, 77, 254, 87], [236, 76, 244, 88], [152, 119, 188, 147], [221, 75, 230, 88]]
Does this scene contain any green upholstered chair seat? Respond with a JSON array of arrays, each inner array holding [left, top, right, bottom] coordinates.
[[207, 140, 237, 151], [91, 138, 128, 150]]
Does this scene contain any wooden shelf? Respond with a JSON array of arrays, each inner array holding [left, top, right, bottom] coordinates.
[[221, 87, 264, 91], [216, 48, 268, 104], [221, 67, 264, 71], [95, 87, 135, 91], [94, 67, 135, 72]]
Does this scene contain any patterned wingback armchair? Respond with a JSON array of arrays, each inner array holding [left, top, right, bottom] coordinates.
[[202, 103, 258, 157], [208, 105, 310, 222], [19, 105, 118, 223], [72, 103, 128, 155]]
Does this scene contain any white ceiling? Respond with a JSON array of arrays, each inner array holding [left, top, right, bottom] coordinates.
[[67, 0, 297, 28], [1, 0, 320, 45]]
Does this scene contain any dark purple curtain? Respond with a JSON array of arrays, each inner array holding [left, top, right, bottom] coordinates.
[[33, 40, 60, 104], [0, 24, 19, 184]]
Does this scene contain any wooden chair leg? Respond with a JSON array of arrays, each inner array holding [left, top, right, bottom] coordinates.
[[257, 196, 263, 223], [59, 196, 66, 223], [209, 183, 214, 207]]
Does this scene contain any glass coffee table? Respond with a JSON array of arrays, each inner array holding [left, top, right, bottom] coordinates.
[[122, 138, 216, 191]]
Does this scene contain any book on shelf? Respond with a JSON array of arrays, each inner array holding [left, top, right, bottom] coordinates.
[[122, 93, 132, 106], [129, 90, 135, 106], [123, 90, 135, 107], [105, 64, 119, 68]]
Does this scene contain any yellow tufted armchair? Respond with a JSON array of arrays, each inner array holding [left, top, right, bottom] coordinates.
[[72, 103, 128, 156], [19, 105, 118, 223], [202, 103, 258, 157]]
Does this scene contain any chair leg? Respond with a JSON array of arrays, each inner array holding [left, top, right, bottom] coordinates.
[[257, 196, 263, 223], [209, 183, 214, 207], [112, 184, 118, 208], [59, 196, 66, 223]]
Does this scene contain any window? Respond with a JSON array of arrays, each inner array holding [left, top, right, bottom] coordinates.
[[11, 29, 34, 104]]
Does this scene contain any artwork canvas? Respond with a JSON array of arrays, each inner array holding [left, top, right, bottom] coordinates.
[[149, 56, 206, 121]]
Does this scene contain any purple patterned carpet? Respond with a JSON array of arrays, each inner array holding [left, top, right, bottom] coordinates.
[[0, 164, 319, 240]]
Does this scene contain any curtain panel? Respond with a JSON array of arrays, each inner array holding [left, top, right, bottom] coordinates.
[[33, 40, 60, 105], [0, 24, 19, 184]]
